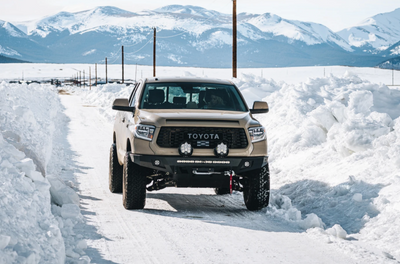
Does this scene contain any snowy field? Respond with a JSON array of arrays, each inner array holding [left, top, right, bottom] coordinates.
[[0, 63, 399, 87], [1, 63, 400, 263]]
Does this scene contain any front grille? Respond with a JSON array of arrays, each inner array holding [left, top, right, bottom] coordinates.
[[156, 127, 248, 149]]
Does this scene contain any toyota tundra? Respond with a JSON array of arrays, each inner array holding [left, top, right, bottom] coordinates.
[[109, 77, 270, 211]]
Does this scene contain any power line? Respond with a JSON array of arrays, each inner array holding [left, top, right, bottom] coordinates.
[[122, 31, 153, 47], [108, 46, 122, 63], [157, 31, 187, 39], [129, 36, 153, 55]]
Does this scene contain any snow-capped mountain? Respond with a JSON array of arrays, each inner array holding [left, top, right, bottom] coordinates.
[[337, 8, 400, 53], [0, 20, 25, 57], [154, 5, 226, 19], [1, 5, 399, 67], [19, 6, 221, 40], [21, 6, 350, 48], [1, 20, 26, 38], [241, 13, 353, 51], [0, 20, 50, 61], [22, 7, 138, 38]]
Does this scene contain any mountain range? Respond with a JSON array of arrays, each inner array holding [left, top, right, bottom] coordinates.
[[1, 5, 400, 68]]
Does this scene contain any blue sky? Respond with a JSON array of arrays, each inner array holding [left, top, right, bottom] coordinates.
[[1, 0, 399, 31]]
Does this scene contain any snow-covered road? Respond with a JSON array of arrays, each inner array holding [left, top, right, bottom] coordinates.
[[2, 66, 400, 263], [59, 92, 358, 264]]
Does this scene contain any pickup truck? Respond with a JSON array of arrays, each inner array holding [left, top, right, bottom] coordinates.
[[109, 77, 270, 211]]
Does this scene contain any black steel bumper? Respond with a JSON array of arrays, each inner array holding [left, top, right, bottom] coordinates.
[[130, 154, 268, 174]]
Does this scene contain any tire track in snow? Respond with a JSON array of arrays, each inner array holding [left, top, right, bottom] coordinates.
[[60, 94, 159, 264]]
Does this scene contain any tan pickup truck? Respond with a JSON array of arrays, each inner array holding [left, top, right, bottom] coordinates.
[[109, 77, 270, 211]]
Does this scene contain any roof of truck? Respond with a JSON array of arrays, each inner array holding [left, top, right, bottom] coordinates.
[[144, 76, 234, 85]]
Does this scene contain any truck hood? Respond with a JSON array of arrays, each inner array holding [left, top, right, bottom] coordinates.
[[136, 109, 260, 128]]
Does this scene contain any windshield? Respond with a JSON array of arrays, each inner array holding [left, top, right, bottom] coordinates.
[[139, 82, 247, 111]]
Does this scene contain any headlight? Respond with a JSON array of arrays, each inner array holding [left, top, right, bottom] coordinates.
[[134, 124, 156, 141], [248, 126, 266, 143]]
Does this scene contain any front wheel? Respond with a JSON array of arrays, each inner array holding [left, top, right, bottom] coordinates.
[[243, 164, 270, 211], [122, 152, 147, 209]]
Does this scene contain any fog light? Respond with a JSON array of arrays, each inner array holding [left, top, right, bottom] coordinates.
[[214, 142, 229, 157], [244, 161, 250, 167], [179, 142, 193, 157], [154, 160, 160, 166]]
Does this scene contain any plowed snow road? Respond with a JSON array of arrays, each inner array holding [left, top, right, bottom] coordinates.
[[60, 92, 361, 264]]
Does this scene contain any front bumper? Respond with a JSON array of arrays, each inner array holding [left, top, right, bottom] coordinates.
[[130, 154, 268, 175]]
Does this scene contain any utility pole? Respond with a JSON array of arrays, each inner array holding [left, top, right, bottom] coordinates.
[[105, 57, 108, 83], [153, 27, 156, 77], [122, 45, 124, 84], [232, 0, 237, 78], [89, 66, 91, 90], [95, 63, 97, 86], [83, 70, 85, 87], [79, 71, 81, 88]]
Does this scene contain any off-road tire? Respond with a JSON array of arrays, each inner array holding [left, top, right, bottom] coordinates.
[[214, 188, 230, 195], [122, 152, 147, 209], [243, 164, 270, 211], [109, 143, 123, 193]]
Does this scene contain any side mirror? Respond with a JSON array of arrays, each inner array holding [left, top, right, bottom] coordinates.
[[250, 101, 269, 114], [112, 98, 135, 112]]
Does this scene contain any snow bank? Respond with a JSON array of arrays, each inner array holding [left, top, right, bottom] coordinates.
[[0, 82, 89, 263], [250, 72, 400, 257], [0, 133, 65, 264], [0, 82, 60, 175], [70, 84, 132, 123]]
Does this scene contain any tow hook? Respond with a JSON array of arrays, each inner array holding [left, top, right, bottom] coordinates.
[[147, 179, 166, 191], [225, 170, 235, 194]]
